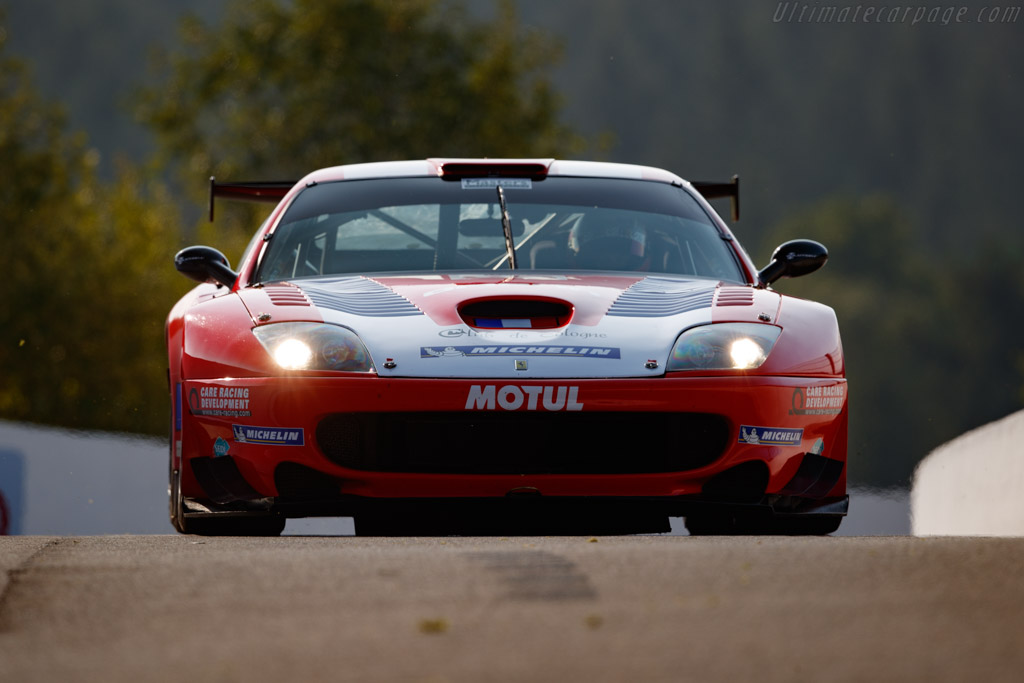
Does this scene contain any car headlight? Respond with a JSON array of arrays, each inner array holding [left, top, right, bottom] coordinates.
[[668, 323, 781, 371], [252, 322, 374, 372]]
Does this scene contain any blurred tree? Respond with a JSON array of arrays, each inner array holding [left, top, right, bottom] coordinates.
[[0, 35, 189, 435], [944, 241, 1024, 431], [760, 195, 1024, 485], [134, 0, 589, 259], [136, 0, 584, 245], [0, 44, 87, 424], [53, 163, 192, 434]]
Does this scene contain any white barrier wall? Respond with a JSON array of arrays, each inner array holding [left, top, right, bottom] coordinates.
[[912, 410, 1024, 536], [0, 420, 169, 535]]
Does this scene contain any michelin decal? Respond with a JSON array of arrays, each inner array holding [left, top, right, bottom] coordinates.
[[232, 425, 305, 446], [739, 426, 803, 446], [423, 345, 620, 359]]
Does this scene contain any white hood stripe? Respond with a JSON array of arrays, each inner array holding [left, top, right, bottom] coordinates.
[[287, 274, 719, 378]]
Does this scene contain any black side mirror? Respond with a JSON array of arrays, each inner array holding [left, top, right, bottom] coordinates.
[[175, 246, 238, 288], [757, 239, 828, 287]]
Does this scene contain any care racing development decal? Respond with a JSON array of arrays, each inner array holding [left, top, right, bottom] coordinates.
[[423, 345, 620, 359], [232, 425, 305, 446], [466, 385, 583, 411], [189, 385, 252, 417], [789, 383, 846, 416], [739, 426, 804, 446]]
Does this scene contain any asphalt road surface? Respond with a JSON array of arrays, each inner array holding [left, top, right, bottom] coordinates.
[[1, 535, 1022, 682]]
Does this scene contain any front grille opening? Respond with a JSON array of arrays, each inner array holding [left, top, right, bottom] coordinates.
[[316, 412, 729, 475], [274, 462, 341, 499], [700, 461, 770, 503]]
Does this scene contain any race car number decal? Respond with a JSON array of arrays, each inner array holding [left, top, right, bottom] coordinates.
[[739, 426, 803, 446], [466, 385, 583, 411]]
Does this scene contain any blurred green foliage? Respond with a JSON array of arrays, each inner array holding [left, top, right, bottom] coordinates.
[[0, 42, 191, 434], [136, 0, 585, 248], [140, 0, 578, 176]]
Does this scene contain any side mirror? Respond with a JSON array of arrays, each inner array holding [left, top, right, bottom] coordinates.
[[175, 246, 238, 288], [757, 239, 828, 287]]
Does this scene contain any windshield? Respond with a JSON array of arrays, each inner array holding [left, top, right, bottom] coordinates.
[[256, 177, 745, 283]]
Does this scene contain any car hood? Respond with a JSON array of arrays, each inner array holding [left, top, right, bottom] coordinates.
[[238, 273, 781, 378]]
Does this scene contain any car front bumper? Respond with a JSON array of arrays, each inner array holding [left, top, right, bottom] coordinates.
[[175, 374, 847, 514]]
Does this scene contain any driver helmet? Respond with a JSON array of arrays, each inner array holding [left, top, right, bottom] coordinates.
[[568, 213, 648, 268]]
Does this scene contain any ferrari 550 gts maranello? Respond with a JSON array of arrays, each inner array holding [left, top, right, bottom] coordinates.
[[167, 158, 848, 536]]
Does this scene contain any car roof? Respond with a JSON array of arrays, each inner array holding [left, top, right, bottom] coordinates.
[[229, 158, 749, 286], [297, 158, 688, 187]]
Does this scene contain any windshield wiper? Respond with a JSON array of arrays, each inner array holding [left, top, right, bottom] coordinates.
[[496, 186, 518, 270]]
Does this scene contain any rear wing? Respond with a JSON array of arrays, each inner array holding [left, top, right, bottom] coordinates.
[[207, 173, 740, 222], [208, 177, 296, 221], [691, 175, 739, 222]]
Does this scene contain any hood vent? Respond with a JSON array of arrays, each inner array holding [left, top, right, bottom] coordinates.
[[299, 276, 422, 317], [607, 277, 716, 318], [264, 284, 312, 307], [458, 298, 573, 330], [715, 287, 755, 307]]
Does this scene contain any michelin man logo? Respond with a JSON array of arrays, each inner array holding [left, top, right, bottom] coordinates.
[[740, 426, 760, 445], [422, 346, 467, 357]]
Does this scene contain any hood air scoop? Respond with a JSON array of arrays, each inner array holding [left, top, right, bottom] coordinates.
[[458, 298, 573, 330]]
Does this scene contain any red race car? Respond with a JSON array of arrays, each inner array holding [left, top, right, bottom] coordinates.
[[168, 159, 847, 536]]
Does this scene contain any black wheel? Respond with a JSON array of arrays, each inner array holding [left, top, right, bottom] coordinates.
[[170, 454, 284, 536], [169, 453, 188, 533], [0, 491, 10, 536], [685, 513, 841, 536]]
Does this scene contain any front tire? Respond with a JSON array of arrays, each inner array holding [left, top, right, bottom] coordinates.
[[169, 456, 188, 534], [169, 455, 284, 536]]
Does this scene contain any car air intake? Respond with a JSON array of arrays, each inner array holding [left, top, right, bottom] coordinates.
[[458, 298, 573, 330], [316, 412, 729, 474]]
